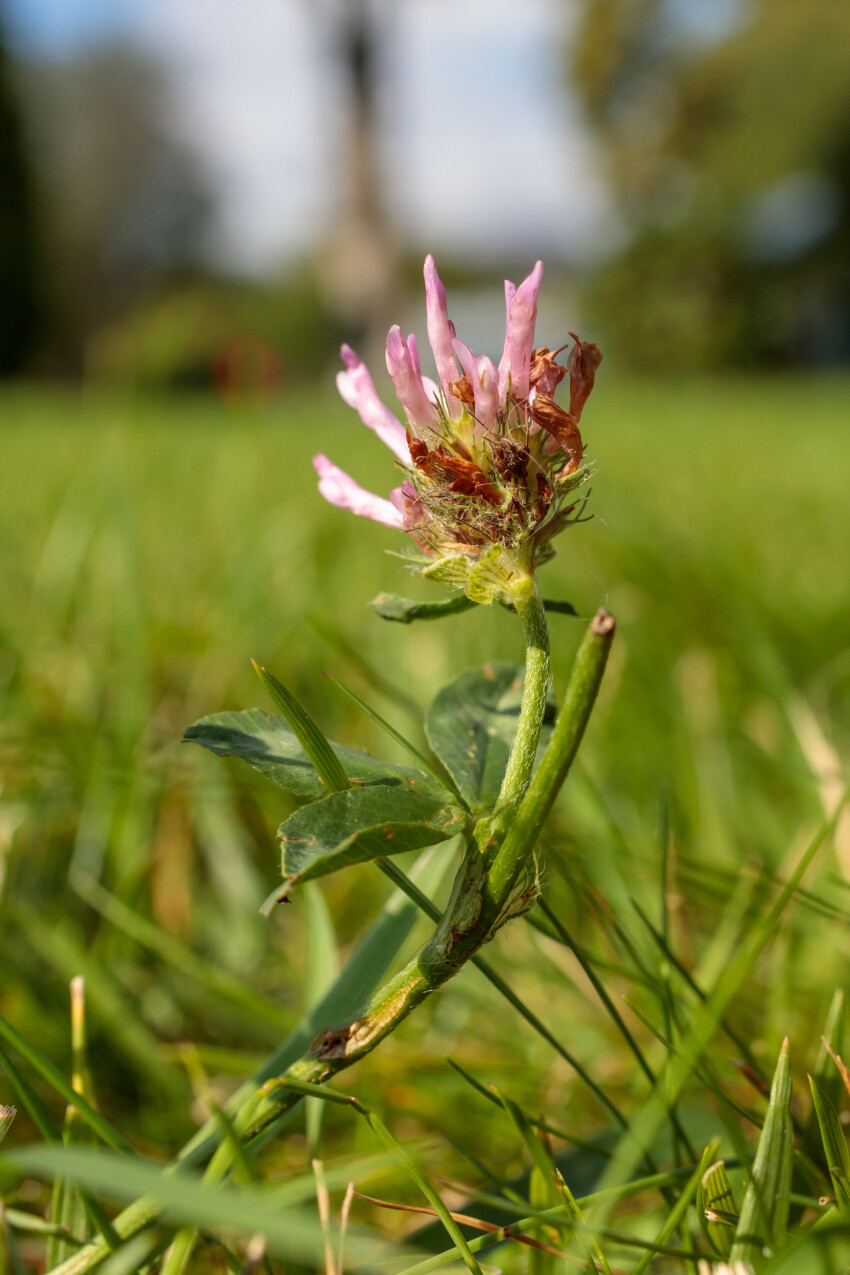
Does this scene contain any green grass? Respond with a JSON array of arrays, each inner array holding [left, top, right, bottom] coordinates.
[[0, 374, 849, 1272]]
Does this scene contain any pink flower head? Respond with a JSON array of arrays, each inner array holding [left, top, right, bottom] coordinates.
[[315, 254, 601, 599]]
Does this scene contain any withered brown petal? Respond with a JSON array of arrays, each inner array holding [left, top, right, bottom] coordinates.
[[529, 346, 567, 394], [448, 376, 475, 404], [566, 333, 602, 426], [411, 443, 503, 506], [530, 394, 584, 476]]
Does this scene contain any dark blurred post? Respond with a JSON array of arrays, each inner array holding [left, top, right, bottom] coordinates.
[[0, 23, 40, 375], [315, 0, 399, 349]]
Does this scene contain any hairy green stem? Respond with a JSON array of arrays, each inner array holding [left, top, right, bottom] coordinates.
[[495, 574, 551, 811], [49, 606, 614, 1275]]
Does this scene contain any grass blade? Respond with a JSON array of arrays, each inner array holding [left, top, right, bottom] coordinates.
[[324, 673, 465, 806], [730, 1038, 794, 1263], [630, 1140, 717, 1275], [808, 1074, 850, 1207], [493, 1088, 559, 1201], [0, 1106, 15, 1146], [805, 989, 845, 1156], [591, 802, 841, 1227], [538, 897, 657, 1087], [2, 1144, 396, 1270], [0, 1043, 119, 1250], [553, 1171, 613, 1275], [266, 1078, 484, 1275], [18, 915, 185, 1102], [445, 1060, 612, 1162], [698, 1158, 738, 1257], [376, 858, 631, 1131], [251, 661, 349, 793], [48, 979, 94, 1269], [303, 882, 340, 1157], [0, 1014, 130, 1154]]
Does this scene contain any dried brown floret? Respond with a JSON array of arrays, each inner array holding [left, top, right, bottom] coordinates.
[[448, 376, 475, 404], [529, 394, 584, 476], [566, 333, 602, 426], [410, 439, 503, 507]]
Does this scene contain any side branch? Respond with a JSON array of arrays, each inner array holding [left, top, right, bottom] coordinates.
[[483, 609, 615, 918]]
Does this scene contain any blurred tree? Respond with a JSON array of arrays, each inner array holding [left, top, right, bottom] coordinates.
[[0, 20, 40, 374], [314, 0, 400, 352], [572, 0, 850, 367], [17, 45, 213, 374]]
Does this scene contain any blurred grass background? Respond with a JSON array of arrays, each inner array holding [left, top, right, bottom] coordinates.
[[1, 372, 848, 1195]]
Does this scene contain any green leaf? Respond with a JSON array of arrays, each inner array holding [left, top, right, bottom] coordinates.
[[730, 1037, 794, 1263], [698, 1158, 738, 1256], [808, 1074, 850, 1207], [426, 662, 554, 809], [184, 709, 448, 802], [369, 593, 476, 623], [277, 785, 467, 893], [251, 661, 349, 793], [368, 593, 577, 624]]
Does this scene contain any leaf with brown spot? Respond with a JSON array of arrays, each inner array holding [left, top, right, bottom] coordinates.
[[277, 784, 469, 893]]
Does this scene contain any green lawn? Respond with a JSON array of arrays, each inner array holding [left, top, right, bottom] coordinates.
[[1, 375, 848, 1268]]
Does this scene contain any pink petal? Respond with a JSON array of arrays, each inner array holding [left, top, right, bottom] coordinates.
[[313, 454, 405, 528], [506, 260, 544, 402], [408, 335, 446, 414], [475, 354, 499, 433], [424, 254, 462, 420], [497, 279, 518, 404], [421, 374, 443, 409], [407, 332, 422, 380], [336, 345, 411, 464], [451, 336, 476, 385], [385, 325, 438, 435], [390, 479, 429, 529], [452, 338, 499, 435]]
